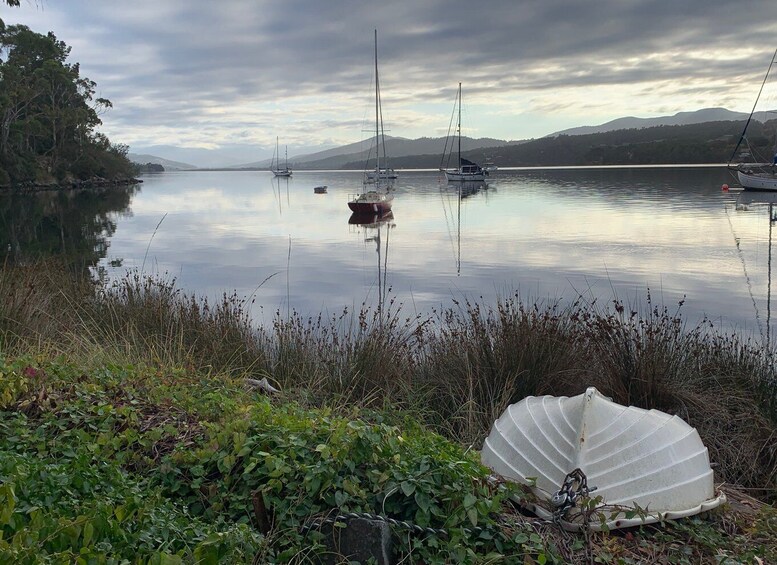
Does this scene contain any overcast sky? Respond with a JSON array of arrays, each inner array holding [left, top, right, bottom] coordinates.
[[5, 0, 777, 163]]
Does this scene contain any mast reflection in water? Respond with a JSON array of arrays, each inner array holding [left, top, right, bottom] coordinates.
[[86, 168, 777, 340], [439, 180, 488, 276], [734, 190, 777, 346], [349, 211, 395, 318]]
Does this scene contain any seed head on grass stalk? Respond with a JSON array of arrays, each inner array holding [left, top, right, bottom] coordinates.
[[265, 294, 420, 413]]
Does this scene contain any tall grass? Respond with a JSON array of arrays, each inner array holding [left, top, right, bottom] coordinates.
[[416, 296, 590, 444], [0, 258, 93, 350], [1, 262, 775, 500], [263, 300, 419, 408], [79, 271, 267, 376], [576, 293, 777, 494]]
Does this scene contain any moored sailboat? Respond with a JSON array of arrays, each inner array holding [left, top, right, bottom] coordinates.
[[271, 136, 292, 177], [366, 167, 398, 181], [440, 83, 487, 182], [348, 29, 394, 214], [728, 48, 777, 190], [483, 157, 498, 173], [347, 190, 393, 214]]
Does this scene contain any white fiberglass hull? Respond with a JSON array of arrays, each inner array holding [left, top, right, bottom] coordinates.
[[366, 169, 398, 180], [444, 170, 486, 182], [738, 170, 777, 191], [481, 387, 725, 531]]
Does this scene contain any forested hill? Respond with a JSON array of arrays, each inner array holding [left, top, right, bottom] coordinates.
[[369, 119, 777, 169], [0, 23, 137, 188], [496, 120, 769, 166]]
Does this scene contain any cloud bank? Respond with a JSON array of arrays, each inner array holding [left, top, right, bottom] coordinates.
[[7, 0, 776, 162]]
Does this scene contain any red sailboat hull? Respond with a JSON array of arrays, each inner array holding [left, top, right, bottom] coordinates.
[[347, 200, 393, 214]]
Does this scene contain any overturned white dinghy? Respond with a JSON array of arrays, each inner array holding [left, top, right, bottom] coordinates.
[[481, 387, 726, 530]]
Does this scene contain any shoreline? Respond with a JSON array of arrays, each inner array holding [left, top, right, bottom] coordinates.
[[0, 177, 143, 192]]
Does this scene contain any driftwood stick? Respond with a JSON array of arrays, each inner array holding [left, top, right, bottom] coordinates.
[[245, 377, 280, 394]]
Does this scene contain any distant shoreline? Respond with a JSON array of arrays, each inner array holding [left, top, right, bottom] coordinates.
[[152, 163, 732, 173], [0, 177, 143, 192]]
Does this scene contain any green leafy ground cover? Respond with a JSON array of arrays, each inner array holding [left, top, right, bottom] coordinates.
[[0, 357, 774, 564]]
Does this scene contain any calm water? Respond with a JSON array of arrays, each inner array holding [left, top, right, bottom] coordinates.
[[5, 166, 777, 340]]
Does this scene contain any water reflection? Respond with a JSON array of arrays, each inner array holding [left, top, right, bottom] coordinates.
[[458, 180, 488, 199], [349, 211, 395, 316], [73, 167, 777, 341], [437, 181, 494, 276], [0, 185, 138, 273], [733, 190, 777, 345], [271, 176, 291, 215]]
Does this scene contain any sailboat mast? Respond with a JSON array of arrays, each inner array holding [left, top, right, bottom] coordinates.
[[730, 48, 777, 164], [457, 82, 462, 171], [374, 29, 380, 179], [275, 136, 279, 171]]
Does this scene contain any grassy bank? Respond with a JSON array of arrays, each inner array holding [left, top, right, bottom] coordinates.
[[0, 261, 776, 563]]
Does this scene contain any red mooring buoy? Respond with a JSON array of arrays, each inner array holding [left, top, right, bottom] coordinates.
[[722, 184, 729, 191]]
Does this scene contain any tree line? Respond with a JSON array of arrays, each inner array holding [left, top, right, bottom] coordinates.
[[351, 119, 777, 170], [490, 120, 777, 167], [0, 21, 136, 187]]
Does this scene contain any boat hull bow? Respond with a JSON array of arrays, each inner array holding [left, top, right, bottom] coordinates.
[[444, 170, 487, 182], [347, 190, 394, 214], [347, 200, 393, 214], [738, 169, 777, 191]]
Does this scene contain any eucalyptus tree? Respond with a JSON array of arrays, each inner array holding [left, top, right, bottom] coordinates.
[[0, 24, 130, 184], [0, 0, 20, 30]]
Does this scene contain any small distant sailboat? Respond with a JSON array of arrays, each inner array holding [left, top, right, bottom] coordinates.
[[440, 83, 487, 182], [483, 157, 498, 173], [271, 136, 292, 177], [366, 167, 398, 181], [348, 29, 394, 215]]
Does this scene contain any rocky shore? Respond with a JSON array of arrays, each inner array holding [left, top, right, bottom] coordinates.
[[0, 176, 143, 191]]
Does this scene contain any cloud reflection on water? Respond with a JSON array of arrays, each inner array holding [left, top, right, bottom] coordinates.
[[100, 168, 771, 339]]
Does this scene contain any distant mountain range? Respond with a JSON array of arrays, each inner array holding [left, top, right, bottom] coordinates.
[[231, 135, 515, 170], [127, 153, 197, 171], [128, 107, 755, 170], [547, 108, 751, 137]]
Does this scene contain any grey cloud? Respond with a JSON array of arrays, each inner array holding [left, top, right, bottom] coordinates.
[[8, 0, 777, 155]]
